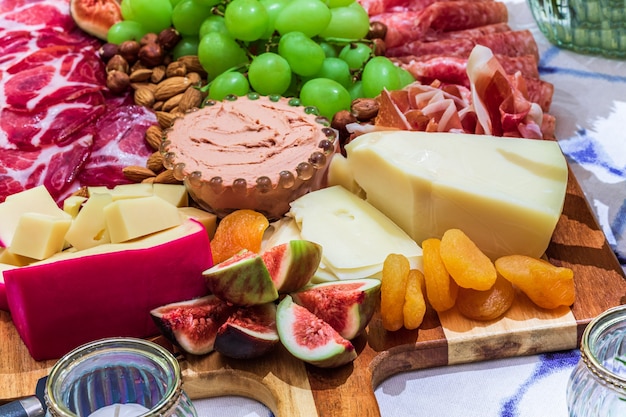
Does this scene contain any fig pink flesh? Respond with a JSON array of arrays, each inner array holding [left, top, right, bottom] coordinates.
[[294, 285, 364, 335], [5, 219, 212, 360], [291, 302, 352, 349]]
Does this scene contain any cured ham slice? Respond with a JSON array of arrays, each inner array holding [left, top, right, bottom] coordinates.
[[0, 0, 157, 203]]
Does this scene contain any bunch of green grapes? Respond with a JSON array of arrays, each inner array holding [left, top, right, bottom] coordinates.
[[108, 0, 415, 119]]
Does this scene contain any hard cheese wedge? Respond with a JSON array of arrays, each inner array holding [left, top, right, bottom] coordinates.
[[288, 185, 423, 280], [336, 131, 568, 259]]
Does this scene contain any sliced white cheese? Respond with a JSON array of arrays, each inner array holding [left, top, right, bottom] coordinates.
[[288, 185, 423, 280], [0, 186, 70, 247], [9, 213, 72, 260], [154, 183, 189, 207], [339, 131, 569, 259], [64, 193, 113, 251], [104, 195, 182, 243]]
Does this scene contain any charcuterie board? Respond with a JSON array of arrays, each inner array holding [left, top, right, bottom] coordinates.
[[1, 166, 625, 417]]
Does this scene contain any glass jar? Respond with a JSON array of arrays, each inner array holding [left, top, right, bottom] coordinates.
[[566, 305, 626, 416], [44, 337, 197, 417], [527, 0, 626, 59]]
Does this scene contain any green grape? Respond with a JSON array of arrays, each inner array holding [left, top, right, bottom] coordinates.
[[312, 57, 352, 88], [193, 0, 223, 6], [319, 41, 338, 58], [348, 80, 364, 100], [397, 66, 416, 88], [209, 71, 251, 100], [129, 0, 173, 34], [170, 0, 184, 6], [198, 32, 249, 81], [199, 15, 228, 38], [120, 0, 135, 21], [319, 2, 369, 40], [224, 0, 269, 42], [300, 78, 351, 119], [278, 31, 325, 77], [259, 0, 289, 38], [172, 36, 199, 59], [172, 0, 214, 36], [274, 0, 331, 37], [248, 52, 292, 95], [107, 20, 146, 44], [361, 56, 401, 98], [325, 0, 355, 8], [338, 42, 372, 70]]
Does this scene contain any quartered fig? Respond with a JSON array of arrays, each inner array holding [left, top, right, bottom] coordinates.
[[261, 240, 323, 293], [291, 278, 381, 340], [214, 303, 279, 359], [150, 295, 236, 356], [203, 250, 279, 306], [276, 295, 357, 368], [70, 0, 123, 41]]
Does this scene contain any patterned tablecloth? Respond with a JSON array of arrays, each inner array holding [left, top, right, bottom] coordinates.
[[193, 0, 626, 414]]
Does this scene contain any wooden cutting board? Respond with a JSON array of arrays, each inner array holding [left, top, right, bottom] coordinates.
[[1, 167, 625, 417]]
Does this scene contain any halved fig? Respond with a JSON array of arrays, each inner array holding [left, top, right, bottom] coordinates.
[[70, 0, 123, 41], [150, 295, 236, 356], [291, 278, 381, 340], [203, 250, 279, 306], [276, 295, 357, 368], [261, 240, 323, 293], [214, 303, 279, 359]]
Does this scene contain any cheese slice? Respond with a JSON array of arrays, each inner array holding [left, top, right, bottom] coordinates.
[[337, 131, 569, 259], [288, 185, 423, 280]]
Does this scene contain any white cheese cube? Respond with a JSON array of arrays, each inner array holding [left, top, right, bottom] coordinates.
[[10, 213, 72, 260], [64, 193, 113, 251], [178, 207, 217, 239], [339, 131, 569, 259], [63, 195, 87, 218], [154, 183, 189, 207], [104, 195, 182, 243]]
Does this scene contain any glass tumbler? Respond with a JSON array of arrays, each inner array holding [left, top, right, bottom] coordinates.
[[566, 304, 626, 416], [44, 337, 197, 417], [527, 0, 626, 58]]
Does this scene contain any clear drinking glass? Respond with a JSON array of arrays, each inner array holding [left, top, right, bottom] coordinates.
[[44, 337, 197, 417], [566, 305, 626, 416], [527, 0, 626, 58]]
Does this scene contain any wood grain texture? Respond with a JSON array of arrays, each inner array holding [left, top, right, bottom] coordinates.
[[1, 169, 625, 417]]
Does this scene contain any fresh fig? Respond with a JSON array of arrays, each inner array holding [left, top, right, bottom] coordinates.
[[214, 303, 279, 359], [203, 250, 279, 306], [290, 278, 381, 340], [261, 240, 323, 293], [276, 295, 357, 368], [70, 0, 123, 41], [150, 295, 236, 356]]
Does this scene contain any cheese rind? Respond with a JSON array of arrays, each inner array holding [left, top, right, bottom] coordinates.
[[289, 185, 423, 280], [338, 131, 568, 259]]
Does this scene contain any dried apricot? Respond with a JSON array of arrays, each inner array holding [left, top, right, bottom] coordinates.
[[403, 269, 427, 330], [439, 229, 497, 291], [210, 209, 270, 264], [456, 275, 515, 321], [381, 253, 410, 331], [422, 238, 458, 312], [495, 255, 575, 309]]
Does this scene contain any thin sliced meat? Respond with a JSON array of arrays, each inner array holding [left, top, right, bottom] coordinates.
[[422, 22, 510, 41], [359, 0, 496, 16]]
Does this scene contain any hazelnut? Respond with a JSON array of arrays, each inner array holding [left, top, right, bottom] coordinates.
[[157, 27, 182, 50], [98, 43, 119, 62], [138, 42, 164, 67], [367, 21, 388, 40], [331, 110, 358, 146], [371, 38, 386, 57], [105, 54, 129, 74], [106, 70, 131, 94], [140, 32, 159, 46], [118, 40, 141, 63], [351, 98, 379, 121]]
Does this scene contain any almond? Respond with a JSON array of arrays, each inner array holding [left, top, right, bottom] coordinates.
[[177, 55, 206, 76], [178, 87, 203, 112], [162, 93, 183, 112], [151, 65, 166, 83], [154, 169, 181, 184], [154, 76, 191, 101], [152, 101, 164, 111], [129, 68, 153, 83], [134, 87, 155, 108], [146, 151, 165, 172], [130, 82, 157, 92], [144, 125, 163, 150], [123, 165, 156, 182], [166, 61, 187, 78], [156, 110, 182, 129], [186, 72, 202, 86]]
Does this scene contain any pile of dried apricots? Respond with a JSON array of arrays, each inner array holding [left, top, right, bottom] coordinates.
[[381, 229, 576, 331]]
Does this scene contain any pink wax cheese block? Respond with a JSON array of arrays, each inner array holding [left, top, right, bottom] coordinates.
[[5, 219, 213, 361]]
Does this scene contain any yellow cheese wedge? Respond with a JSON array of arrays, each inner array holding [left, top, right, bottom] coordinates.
[[288, 185, 423, 280], [9, 213, 72, 260], [64, 193, 113, 251], [178, 207, 217, 239], [154, 183, 189, 207], [336, 131, 568, 259], [104, 195, 182, 243]]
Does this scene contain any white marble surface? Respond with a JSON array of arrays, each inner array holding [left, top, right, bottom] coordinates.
[[192, 0, 626, 415]]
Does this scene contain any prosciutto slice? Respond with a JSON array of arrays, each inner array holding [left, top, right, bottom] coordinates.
[[0, 0, 157, 203]]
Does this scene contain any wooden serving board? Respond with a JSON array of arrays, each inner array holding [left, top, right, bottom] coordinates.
[[1, 167, 625, 417]]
